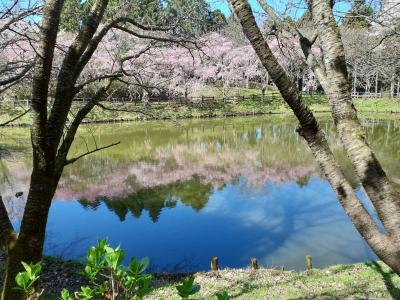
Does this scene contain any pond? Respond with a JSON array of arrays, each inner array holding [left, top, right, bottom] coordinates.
[[1, 115, 400, 272]]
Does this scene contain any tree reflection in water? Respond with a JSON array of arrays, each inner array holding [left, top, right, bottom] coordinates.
[[79, 176, 213, 222], [1, 116, 400, 271]]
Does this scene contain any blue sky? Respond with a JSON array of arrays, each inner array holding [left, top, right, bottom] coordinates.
[[207, 0, 262, 16], [206, 0, 352, 19]]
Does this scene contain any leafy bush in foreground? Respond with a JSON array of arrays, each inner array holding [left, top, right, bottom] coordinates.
[[14, 238, 230, 299]]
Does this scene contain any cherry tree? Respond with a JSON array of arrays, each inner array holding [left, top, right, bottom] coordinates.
[[0, 0, 40, 94], [0, 0, 197, 297], [230, 0, 400, 276]]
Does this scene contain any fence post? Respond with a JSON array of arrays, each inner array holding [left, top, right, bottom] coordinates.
[[251, 258, 259, 270], [306, 255, 312, 274], [211, 257, 219, 271]]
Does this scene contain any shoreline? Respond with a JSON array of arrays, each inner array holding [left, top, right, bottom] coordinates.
[[1, 255, 399, 299], [2, 108, 400, 128]]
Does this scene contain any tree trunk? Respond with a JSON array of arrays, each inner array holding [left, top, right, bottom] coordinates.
[[297, 68, 304, 92], [2, 0, 65, 297], [184, 87, 188, 100], [309, 0, 400, 240], [1, 173, 59, 300], [390, 76, 395, 98], [366, 76, 370, 95], [261, 87, 266, 103], [353, 70, 357, 95], [228, 0, 400, 275]]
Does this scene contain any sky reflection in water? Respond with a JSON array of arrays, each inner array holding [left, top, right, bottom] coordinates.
[[45, 176, 376, 272], [2, 115, 399, 272]]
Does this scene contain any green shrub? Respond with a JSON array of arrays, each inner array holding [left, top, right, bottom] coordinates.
[[176, 275, 200, 299], [15, 238, 227, 299]]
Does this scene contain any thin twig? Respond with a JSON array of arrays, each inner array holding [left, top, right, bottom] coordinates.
[[64, 142, 121, 166], [0, 109, 30, 126]]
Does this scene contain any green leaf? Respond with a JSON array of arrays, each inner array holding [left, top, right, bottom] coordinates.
[[176, 276, 200, 299], [77, 286, 94, 300], [129, 257, 150, 276], [15, 261, 41, 290], [29, 262, 42, 280], [216, 290, 230, 300], [21, 262, 31, 274], [105, 246, 125, 270], [59, 288, 73, 300], [97, 238, 108, 250], [138, 257, 150, 274], [136, 275, 152, 298], [15, 272, 29, 290]]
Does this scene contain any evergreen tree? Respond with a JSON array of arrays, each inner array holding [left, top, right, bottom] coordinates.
[[343, 0, 374, 28]]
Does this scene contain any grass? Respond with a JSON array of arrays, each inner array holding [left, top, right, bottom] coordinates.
[[4, 252, 399, 299], [22, 261, 400, 299], [1, 91, 400, 127], [146, 262, 400, 299]]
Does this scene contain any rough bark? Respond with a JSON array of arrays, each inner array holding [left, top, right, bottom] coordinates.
[[1, 0, 65, 296], [2, 176, 58, 300], [228, 0, 400, 274], [257, 0, 400, 241], [0, 196, 16, 250], [1, 0, 164, 296], [308, 0, 400, 241], [47, 0, 109, 153]]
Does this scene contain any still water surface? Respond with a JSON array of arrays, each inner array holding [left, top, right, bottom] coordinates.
[[2, 115, 400, 272]]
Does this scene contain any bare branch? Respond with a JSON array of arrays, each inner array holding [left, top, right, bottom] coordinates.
[[74, 73, 123, 94], [96, 101, 170, 124], [256, 0, 327, 83], [0, 61, 35, 87], [228, 0, 387, 256], [113, 25, 197, 48], [0, 109, 30, 126], [48, 0, 110, 151], [55, 81, 113, 171], [109, 17, 174, 32], [119, 43, 154, 66], [64, 141, 120, 166]]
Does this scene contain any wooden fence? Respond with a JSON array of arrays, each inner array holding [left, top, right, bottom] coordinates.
[[0, 92, 324, 107], [351, 92, 400, 98], [1, 91, 399, 107]]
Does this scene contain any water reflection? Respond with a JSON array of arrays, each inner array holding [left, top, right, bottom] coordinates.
[[45, 176, 376, 272], [1, 115, 400, 271], [79, 176, 212, 222]]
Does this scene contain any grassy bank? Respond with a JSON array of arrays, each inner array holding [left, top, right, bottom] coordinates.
[[1, 96, 400, 126], [2, 254, 400, 299], [149, 262, 400, 299]]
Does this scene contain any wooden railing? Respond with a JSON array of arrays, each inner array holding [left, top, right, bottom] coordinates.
[[2, 91, 399, 107], [0, 92, 326, 107]]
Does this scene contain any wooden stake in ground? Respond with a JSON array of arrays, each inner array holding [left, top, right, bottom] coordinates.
[[306, 255, 313, 274], [251, 258, 259, 270], [211, 257, 219, 271]]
